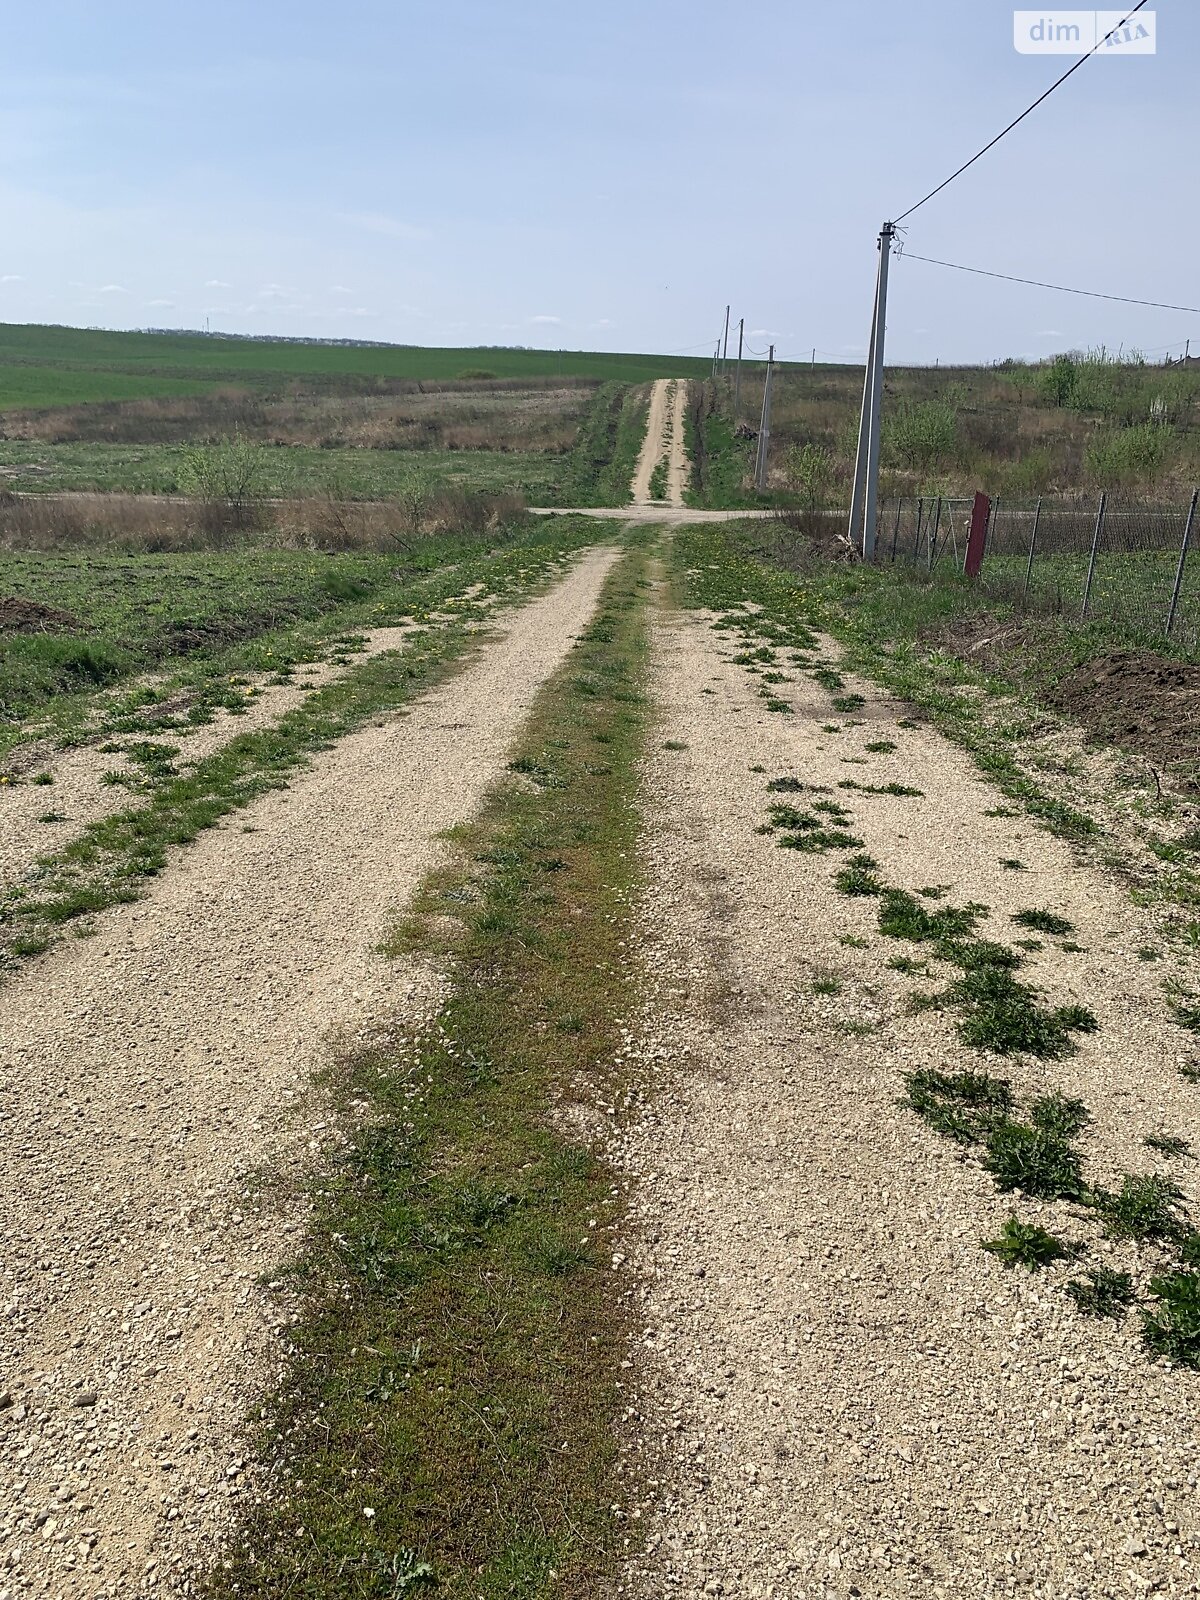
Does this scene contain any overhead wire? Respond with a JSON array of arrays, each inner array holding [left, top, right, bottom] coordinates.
[[895, 249, 1200, 316], [893, 0, 1151, 222]]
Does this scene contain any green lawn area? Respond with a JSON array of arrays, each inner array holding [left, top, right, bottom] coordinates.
[[0, 322, 711, 410], [0, 439, 566, 500]]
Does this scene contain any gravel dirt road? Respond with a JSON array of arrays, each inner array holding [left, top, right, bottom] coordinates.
[[0, 547, 618, 1599], [616, 597, 1200, 1599], [631, 380, 689, 508]]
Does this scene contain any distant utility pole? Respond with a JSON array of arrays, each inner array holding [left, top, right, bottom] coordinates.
[[811, 347, 816, 370], [722, 304, 731, 371], [733, 318, 744, 423], [848, 221, 896, 560], [712, 342, 720, 380], [754, 344, 775, 492]]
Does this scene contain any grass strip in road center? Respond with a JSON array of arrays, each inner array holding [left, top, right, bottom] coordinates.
[[206, 547, 652, 1598]]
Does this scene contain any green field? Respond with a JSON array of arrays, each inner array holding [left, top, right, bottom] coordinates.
[[0, 439, 565, 501], [0, 322, 711, 411]]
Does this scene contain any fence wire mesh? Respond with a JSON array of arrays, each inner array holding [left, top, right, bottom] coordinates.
[[881, 491, 1200, 649]]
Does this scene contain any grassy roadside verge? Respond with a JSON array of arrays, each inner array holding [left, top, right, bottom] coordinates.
[[682, 382, 795, 511], [0, 520, 609, 970], [206, 546, 653, 1599], [554, 383, 648, 507], [671, 523, 1101, 842]]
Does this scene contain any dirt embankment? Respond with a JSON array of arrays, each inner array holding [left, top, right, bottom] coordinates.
[[935, 616, 1200, 784]]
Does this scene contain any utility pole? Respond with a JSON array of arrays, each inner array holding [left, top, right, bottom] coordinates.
[[733, 318, 744, 423], [722, 304, 730, 371], [712, 342, 719, 380], [848, 221, 896, 560], [754, 344, 775, 492], [811, 347, 816, 370]]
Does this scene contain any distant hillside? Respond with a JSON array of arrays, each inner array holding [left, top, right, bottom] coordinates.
[[0, 322, 713, 411]]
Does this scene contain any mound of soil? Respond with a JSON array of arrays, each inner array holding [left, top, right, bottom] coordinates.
[[931, 614, 1200, 782], [1051, 650, 1200, 777], [0, 595, 83, 635]]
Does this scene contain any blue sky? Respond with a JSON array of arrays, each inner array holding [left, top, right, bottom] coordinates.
[[0, 1, 1194, 362]]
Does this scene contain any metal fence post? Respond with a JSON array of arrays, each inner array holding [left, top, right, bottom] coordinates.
[[890, 497, 902, 562], [1023, 496, 1043, 600], [1081, 492, 1108, 620], [1167, 488, 1199, 637], [927, 496, 942, 574], [985, 495, 1000, 558]]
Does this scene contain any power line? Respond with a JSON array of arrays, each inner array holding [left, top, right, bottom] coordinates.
[[897, 249, 1200, 316], [894, 0, 1151, 224]]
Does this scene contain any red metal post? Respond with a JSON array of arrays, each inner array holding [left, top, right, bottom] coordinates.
[[964, 491, 991, 579]]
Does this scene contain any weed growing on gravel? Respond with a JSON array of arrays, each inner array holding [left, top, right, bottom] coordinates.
[[1067, 1267, 1135, 1318], [1012, 908, 1076, 936], [831, 693, 866, 713], [1093, 1174, 1187, 1242], [839, 933, 869, 948], [209, 549, 651, 1600], [1031, 1093, 1091, 1140], [985, 1117, 1086, 1200], [837, 778, 924, 798], [1142, 1271, 1200, 1367], [1178, 1060, 1200, 1082], [1167, 990, 1200, 1032], [865, 740, 896, 753], [762, 801, 863, 855], [904, 1068, 1013, 1144], [1146, 1132, 1193, 1157], [835, 854, 884, 897], [982, 1215, 1071, 1270], [1000, 858, 1027, 871]]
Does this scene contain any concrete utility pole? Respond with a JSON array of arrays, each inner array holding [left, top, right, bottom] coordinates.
[[733, 318, 744, 423], [848, 221, 896, 560], [722, 304, 731, 370], [712, 343, 719, 380], [755, 343, 775, 492]]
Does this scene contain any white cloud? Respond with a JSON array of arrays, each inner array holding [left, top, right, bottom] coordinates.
[[98, 283, 128, 294], [529, 314, 562, 326], [1035, 329, 1064, 338], [328, 284, 354, 296], [147, 298, 176, 308], [342, 307, 377, 318], [205, 278, 232, 288], [0, 274, 23, 284], [341, 211, 432, 242]]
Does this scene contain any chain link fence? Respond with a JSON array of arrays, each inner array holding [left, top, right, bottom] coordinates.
[[880, 491, 1200, 648]]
